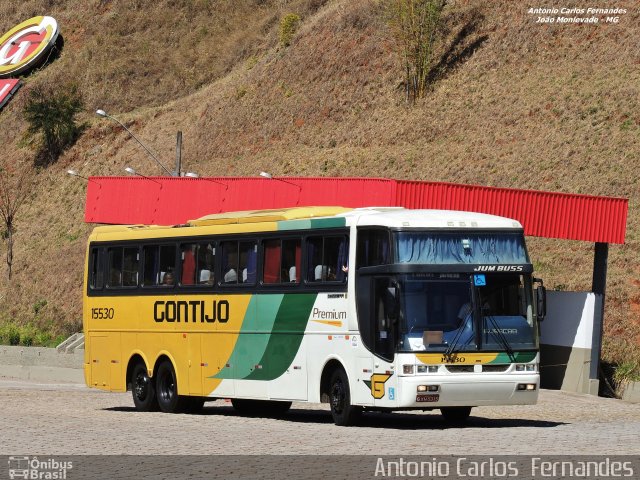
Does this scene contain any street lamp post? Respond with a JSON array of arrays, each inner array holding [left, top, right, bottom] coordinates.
[[124, 166, 162, 184], [96, 109, 174, 176], [259, 171, 301, 205], [67, 169, 101, 185]]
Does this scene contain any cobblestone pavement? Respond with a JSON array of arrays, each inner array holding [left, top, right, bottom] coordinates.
[[1, 379, 638, 456]]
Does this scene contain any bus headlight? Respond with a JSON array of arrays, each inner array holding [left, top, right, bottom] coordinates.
[[517, 383, 537, 391], [416, 365, 438, 373], [403, 364, 414, 375], [515, 364, 537, 372]]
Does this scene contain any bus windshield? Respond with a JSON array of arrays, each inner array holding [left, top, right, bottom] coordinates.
[[395, 232, 529, 264], [397, 273, 536, 353]]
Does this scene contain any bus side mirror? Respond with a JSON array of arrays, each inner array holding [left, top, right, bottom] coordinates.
[[536, 285, 547, 321]]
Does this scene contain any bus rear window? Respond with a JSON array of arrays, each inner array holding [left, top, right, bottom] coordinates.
[[89, 248, 104, 290]]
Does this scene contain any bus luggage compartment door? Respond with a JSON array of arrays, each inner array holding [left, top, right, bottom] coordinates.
[[89, 334, 110, 389]]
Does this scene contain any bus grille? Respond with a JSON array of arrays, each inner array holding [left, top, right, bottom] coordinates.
[[445, 364, 510, 373]]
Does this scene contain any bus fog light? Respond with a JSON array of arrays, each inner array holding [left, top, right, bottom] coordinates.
[[418, 385, 439, 392], [403, 364, 414, 375], [517, 383, 536, 391]]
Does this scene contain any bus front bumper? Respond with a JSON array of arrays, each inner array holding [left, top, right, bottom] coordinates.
[[393, 373, 540, 408]]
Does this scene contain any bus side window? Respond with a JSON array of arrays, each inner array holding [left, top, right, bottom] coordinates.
[[107, 247, 123, 287], [263, 239, 281, 284], [357, 229, 389, 269], [283, 238, 301, 284], [263, 238, 301, 284], [180, 244, 197, 285], [89, 248, 104, 290], [199, 243, 215, 285], [142, 245, 158, 286], [142, 244, 176, 286], [158, 245, 177, 286], [307, 235, 348, 283], [240, 241, 257, 284], [122, 247, 139, 287], [221, 241, 239, 284]]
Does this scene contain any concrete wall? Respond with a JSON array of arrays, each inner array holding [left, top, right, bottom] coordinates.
[[0, 345, 84, 383], [539, 291, 598, 394]]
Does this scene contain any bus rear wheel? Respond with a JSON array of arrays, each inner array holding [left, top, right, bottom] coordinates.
[[329, 368, 361, 426], [440, 406, 472, 423], [155, 360, 189, 413], [131, 362, 158, 412]]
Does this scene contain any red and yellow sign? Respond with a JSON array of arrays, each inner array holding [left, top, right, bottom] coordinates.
[[0, 79, 21, 111], [0, 16, 59, 78]]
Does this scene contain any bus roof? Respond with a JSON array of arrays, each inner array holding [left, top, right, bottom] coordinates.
[[88, 207, 523, 241], [347, 208, 523, 230]]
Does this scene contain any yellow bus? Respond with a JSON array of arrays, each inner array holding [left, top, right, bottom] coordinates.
[[83, 206, 545, 425]]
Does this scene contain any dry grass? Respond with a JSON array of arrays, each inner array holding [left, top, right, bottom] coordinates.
[[0, 0, 637, 368]]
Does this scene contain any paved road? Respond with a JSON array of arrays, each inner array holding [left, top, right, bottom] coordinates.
[[1, 378, 638, 456]]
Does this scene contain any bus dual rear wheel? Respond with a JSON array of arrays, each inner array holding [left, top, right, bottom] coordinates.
[[131, 363, 158, 412], [155, 360, 191, 413]]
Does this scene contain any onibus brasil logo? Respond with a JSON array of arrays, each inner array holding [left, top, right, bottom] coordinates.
[[8, 456, 72, 479]]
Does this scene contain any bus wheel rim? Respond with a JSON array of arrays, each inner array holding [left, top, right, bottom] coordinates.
[[135, 372, 148, 400], [330, 380, 345, 414]]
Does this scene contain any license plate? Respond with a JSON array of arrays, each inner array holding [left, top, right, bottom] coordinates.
[[416, 394, 439, 403]]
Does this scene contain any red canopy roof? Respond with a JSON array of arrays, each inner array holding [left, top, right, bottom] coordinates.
[[84, 177, 627, 244]]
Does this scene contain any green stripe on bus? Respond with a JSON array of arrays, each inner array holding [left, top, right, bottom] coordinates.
[[245, 293, 317, 380], [277, 217, 346, 231], [278, 219, 311, 230], [214, 295, 283, 379], [491, 351, 537, 363]]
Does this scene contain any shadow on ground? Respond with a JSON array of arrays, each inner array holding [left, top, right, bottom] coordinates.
[[103, 404, 567, 430]]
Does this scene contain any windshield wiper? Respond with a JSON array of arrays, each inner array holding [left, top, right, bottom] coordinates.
[[485, 313, 516, 362], [443, 312, 473, 359]]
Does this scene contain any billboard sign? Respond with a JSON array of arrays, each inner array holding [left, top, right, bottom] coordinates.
[[0, 78, 21, 111], [0, 16, 59, 78]]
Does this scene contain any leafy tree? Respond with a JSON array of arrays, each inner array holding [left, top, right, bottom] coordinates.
[[389, 0, 446, 103], [23, 83, 85, 165]]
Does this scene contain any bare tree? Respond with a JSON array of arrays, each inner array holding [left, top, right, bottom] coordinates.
[[389, 0, 446, 103], [0, 162, 34, 279]]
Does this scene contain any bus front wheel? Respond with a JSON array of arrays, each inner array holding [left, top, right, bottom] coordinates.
[[131, 362, 158, 412], [155, 360, 189, 413], [440, 406, 472, 423], [329, 368, 361, 426]]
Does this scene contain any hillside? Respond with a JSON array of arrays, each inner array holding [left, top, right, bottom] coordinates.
[[0, 0, 638, 376]]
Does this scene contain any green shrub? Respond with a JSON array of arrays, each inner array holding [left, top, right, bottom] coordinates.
[[3, 324, 21, 345], [34, 330, 52, 347], [614, 361, 640, 384], [23, 83, 85, 166], [20, 325, 36, 346], [279, 13, 301, 47]]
